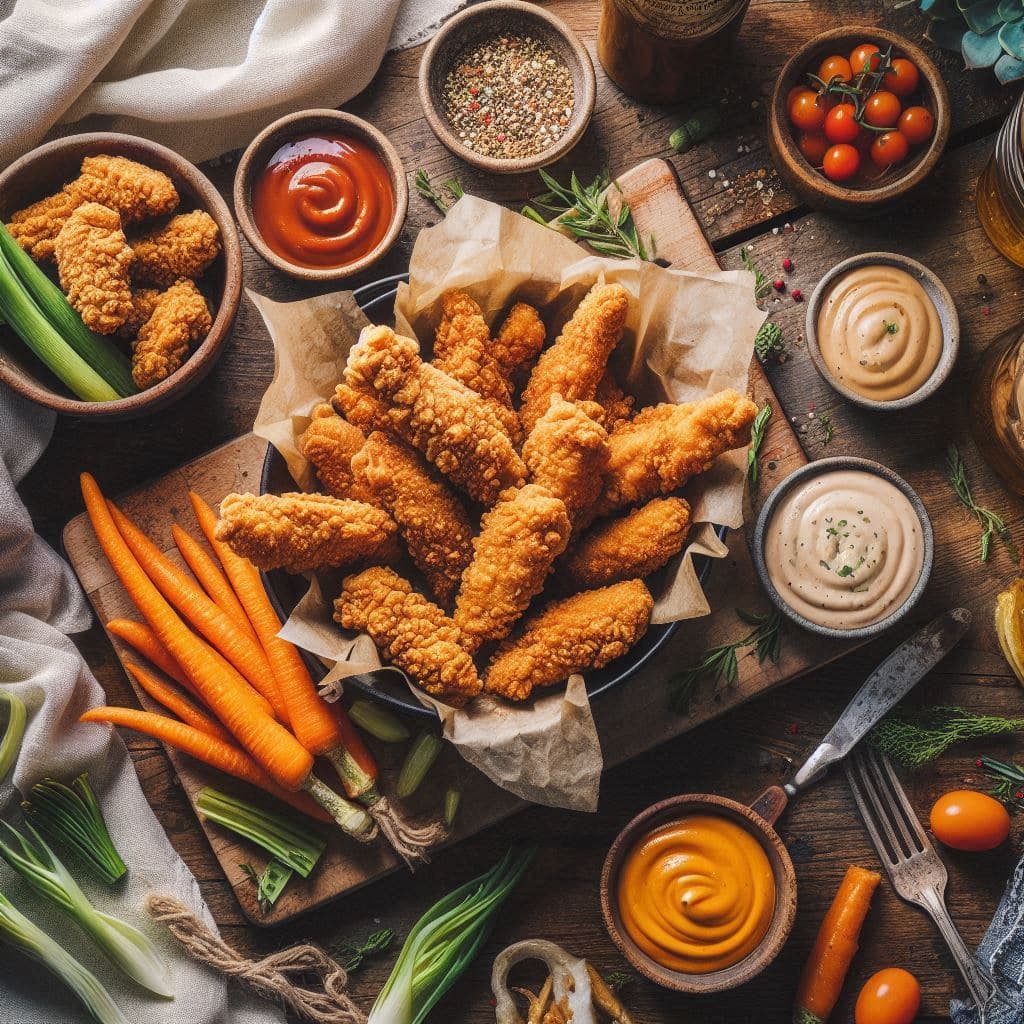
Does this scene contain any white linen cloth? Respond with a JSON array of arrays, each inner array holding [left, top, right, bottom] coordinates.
[[0, 384, 283, 1023], [0, 0, 471, 169]]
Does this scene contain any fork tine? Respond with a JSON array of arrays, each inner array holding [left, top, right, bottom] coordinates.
[[847, 748, 912, 864], [844, 751, 900, 868], [861, 747, 923, 858], [875, 749, 931, 851]]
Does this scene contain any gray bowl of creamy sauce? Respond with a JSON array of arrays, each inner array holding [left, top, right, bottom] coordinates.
[[752, 457, 933, 640], [806, 252, 959, 411]]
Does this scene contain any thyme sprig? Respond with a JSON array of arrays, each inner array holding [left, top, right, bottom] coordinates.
[[414, 169, 465, 216], [946, 443, 1018, 562], [741, 248, 771, 302], [747, 401, 772, 487], [333, 927, 396, 974], [522, 169, 655, 261], [670, 608, 784, 712]]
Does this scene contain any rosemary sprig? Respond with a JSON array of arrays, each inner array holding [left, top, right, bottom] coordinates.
[[747, 401, 772, 487], [741, 248, 771, 302], [946, 443, 1018, 562], [522, 169, 655, 261], [670, 608, 784, 712], [754, 321, 784, 361], [414, 169, 465, 216], [333, 927, 396, 973]]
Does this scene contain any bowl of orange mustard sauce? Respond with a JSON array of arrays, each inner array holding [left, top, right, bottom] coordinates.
[[600, 793, 797, 993], [234, 109, 408, 282]]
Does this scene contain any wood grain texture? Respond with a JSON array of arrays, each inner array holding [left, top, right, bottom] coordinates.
[[17, 2, 1024, 1020]]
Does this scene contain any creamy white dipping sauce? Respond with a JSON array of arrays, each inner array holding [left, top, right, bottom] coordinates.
[[764, 469, 925, 630]]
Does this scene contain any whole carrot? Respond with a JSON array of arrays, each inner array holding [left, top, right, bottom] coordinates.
[[794, 865, 881, 1024], [124, 661, 233, 745], [106, 618, 197, 696]]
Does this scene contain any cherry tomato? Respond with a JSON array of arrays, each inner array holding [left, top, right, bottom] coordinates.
[[930, 790, 1010, 852], [864, 90, 903, 128], [855, 968, 921, 1024], [798, 132, 829, 166], [789, 88, 827, 132], [823, 143, 860, 182], [850, 43, 882, 75], [818, 54, 853, 84], [898, 105, 935, 145], [787, 84, 806, 109], [824, 103, 860, 144], [870, 130, 910, 168], [884, 58, 920, 97]]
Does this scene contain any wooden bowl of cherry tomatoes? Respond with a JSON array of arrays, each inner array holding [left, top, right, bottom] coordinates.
[[768, 26, 949, 216]]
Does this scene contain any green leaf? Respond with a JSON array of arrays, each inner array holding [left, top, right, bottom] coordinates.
[[963, 0, 1004, 33], [1001, 18, 1024, 56], [998, 0, 1024, 21], [964, 27, 1005, 66], [996, 51, 1024, 80], [927, 17, 969, 49], [923, 0, 968, 14]]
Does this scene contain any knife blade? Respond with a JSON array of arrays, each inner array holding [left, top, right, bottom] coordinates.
[[783, 607, 972, 797]]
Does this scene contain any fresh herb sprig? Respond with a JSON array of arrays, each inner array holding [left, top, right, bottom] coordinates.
[[671, 608, 784, 712], [522, 169, 655, 261], [807, 44, 897, 133], [872, 707, 1024, 767], [741, 248, 772, 301], [818, 412, 834, 446], [605, 969, 634, 993], [754, 321, 784, 361], [747, 401, 772, 486], [335, 927, 396, 974], [946, 444, 1018, 562], [980, 755, 1024, 808], [414, 169, 465, 216]]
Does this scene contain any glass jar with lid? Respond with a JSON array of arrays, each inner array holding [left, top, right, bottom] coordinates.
[[977, 91, 1024, 267], [971, 320, 1024, 495]]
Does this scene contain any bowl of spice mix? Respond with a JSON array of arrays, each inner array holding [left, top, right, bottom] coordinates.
[[418, 0, 596, 174]]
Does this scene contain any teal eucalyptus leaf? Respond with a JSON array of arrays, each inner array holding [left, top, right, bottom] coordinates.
[[1000, 18, 1024, 56], [996, 51, 1024, 79], [964, 27, 1006, 65], [998, 0, 1024, 22]]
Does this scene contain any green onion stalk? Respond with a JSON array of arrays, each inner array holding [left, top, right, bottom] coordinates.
[[368, 847, 535, 1024], [0, 890, 129, 1024], [0, 689, 27, 783], [0, 821, 173, 997], [0, 225, 136, 396]]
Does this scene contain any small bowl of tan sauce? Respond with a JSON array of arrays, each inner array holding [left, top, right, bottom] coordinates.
[[754, 458, 933, 640], [807, 253, 959, 409]]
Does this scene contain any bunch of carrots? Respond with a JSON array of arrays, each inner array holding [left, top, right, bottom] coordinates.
[[78, 473, 442, 866]]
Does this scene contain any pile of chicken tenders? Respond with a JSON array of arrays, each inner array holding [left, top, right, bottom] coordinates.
[[214, 282, 758, 705]]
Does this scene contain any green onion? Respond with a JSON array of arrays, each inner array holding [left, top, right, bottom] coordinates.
[[23, 774, 127, 886], [397, 732, 443, 799], [368, 848, 534, 1024], [196, 787, 325, 878], [349, 700, 411, 743], [443, 788, 461, 828], [0, 225, 136, 397], [0, 890, 128, 1024], [0, 241, 118, 402], [0, 822, 172, 997], [0, 690, 26, 783]]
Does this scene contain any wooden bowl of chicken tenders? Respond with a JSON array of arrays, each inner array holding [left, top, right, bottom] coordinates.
[[0, 132, 241, 420]]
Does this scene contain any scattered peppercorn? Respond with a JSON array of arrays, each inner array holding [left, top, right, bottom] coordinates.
[[792, 289, 803, 302], [976, 758, 984, 768], [441, 33, 575, 160], [773, 278, 785, 292], [782, 258, 794, 272]]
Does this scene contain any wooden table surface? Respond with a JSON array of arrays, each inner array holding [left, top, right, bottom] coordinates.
[[19, 2, 1024, 1021]]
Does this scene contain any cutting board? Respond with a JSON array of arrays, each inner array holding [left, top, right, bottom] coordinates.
[[64, 159, 851, 926]]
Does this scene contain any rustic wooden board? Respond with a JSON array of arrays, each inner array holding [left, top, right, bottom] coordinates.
[[64, 158, 847, 926]]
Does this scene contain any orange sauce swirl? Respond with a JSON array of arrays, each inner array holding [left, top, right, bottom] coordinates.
[[617, 815, 776, 975], [251, 133, 394, 270]]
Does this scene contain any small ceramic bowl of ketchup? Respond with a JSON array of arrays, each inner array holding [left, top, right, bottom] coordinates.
[[234, 109, 408, 282]]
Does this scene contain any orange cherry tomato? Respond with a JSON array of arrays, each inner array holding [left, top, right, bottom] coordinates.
[[898, 105, 935, 145], [855, 968, 921, 1024], [818, 54, 853, 84], [870, 130, 910, 168], [798, 132, 829, 166], [884, 58, 920, 97], [824, 103, 860, 144], [930, 790, 1011, 852], [864, 90, 903, 128], [823, 143, 860, 183], [789, 88, 827, 132], [850, 43, 882, 75]]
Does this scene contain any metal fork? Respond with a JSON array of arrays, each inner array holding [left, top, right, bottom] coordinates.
[[845, 745, 999, 1017]]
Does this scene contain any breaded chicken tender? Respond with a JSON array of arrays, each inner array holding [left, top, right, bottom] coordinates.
[[131, 278, 211, 388], [343, 325, 527, 506], [433, 291, 520, 441], [335, 567, 482, 704], [331, 382, 392, 435], [8, 155, 179, 261], [492, 302, 546, 389], [131, 210, 221, 286], [216, 492, 399, 574], [54, 203, 135, 334], [455, 484, 571, 651], [485, 580, 654, 701], [565, 497, 691, 588], [299, 404, 369, 499], [116, 287, 162, 341], [351, 432, 474, 607], [593, 371, 635, 429], [596, 389, 758, 515], [519, 283, 629, 433], [521, 395, 609, 529]]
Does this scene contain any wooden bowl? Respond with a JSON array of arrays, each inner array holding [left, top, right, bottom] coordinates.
[[234, 109, 408, 283], [418, 0, 596, 175], [0, 132, 241, 420], [768, 27, 950, 216], [600, 793, 797, 994]]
